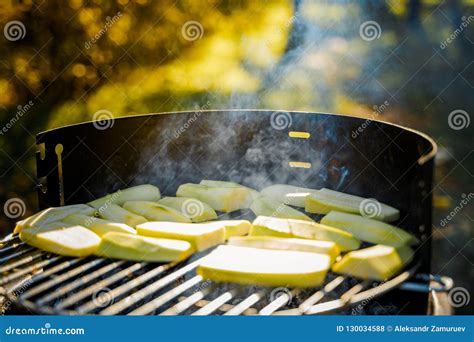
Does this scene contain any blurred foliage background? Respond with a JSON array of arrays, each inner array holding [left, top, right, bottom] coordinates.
[[0, 0, 472, 313]]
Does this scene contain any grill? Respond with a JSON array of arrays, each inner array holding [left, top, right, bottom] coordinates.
[[0, 110, 453, 315], [0, 233, 421, 315]]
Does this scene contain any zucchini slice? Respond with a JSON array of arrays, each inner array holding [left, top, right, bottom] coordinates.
[[63, 214, 136, 237], [176, 183, 254, 213], [321, 211, 418, 247], [250, 216, 360, 251], [158, 197, 217, 222], [137, 221, 225, 251], [95, 232, 192, 262], [123, 201, 191, 223], [332, 244, 414, 280], [197, 245, 331, 288], [305, 188, 399, 222], [13, 204, 96, 234], [250, 196, 313, 221], [97, 204, 147, 227], [20, 225, 100, 257], [209, 220, 251, 239], [261, 184, 318, 207], [228, 236, 339, 263], [89, 184, 161, 209]]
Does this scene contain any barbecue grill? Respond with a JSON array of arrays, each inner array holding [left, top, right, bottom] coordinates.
[[0, 110, 453, 315]]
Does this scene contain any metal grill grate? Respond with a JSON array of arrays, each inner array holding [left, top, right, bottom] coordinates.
[[0, 236, 418, 315]]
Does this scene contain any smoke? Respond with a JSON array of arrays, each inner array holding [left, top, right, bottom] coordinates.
[[133, 1, 405, 195]]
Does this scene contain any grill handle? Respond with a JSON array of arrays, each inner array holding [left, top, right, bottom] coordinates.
[[399, 273, 453, 293]]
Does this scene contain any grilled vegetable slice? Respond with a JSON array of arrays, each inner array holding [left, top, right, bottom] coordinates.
[[211, 220, 251, 239], [158, 197, 217, 222], [321, 211, 418, 247], [123, 201, 191, 223], [332, 245, 414, 280], [137, 222, 225, 251], [228, 236, 339, 263], [89, 184, 161, 209], [305, 188, 399, 222], [95, 232, 193, 262], [20, 225, 100, 257], [176, 183, 254, 213], [250, 196, 312, 221], [63, 214, 136, 236], [97, 204, 147, 227], [250, 216, 360, 251], [199, 180, 260, 201], [13, 204, 96, 234], [260, 184, 318, 207], [197, 245, 331, 287]]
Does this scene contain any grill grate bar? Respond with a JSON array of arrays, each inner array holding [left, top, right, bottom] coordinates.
[[55, 262, 144, 310], [36, 260, 126, 306], [77, 262, 168, 314], [192, 290, 237, 316], [0, 241, 26, 255], [224, 291, 266, 315], [20, 259, 106, 300], [100, 258, 203, 315], [161, 285, 216, 315], [129, 275, 203, 315], [305, 281, 370, 315], [259, 289, 300, 315], [0, 249, 41, 271], [0, 255, 61, 286], [299, 276, 346, 313]]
